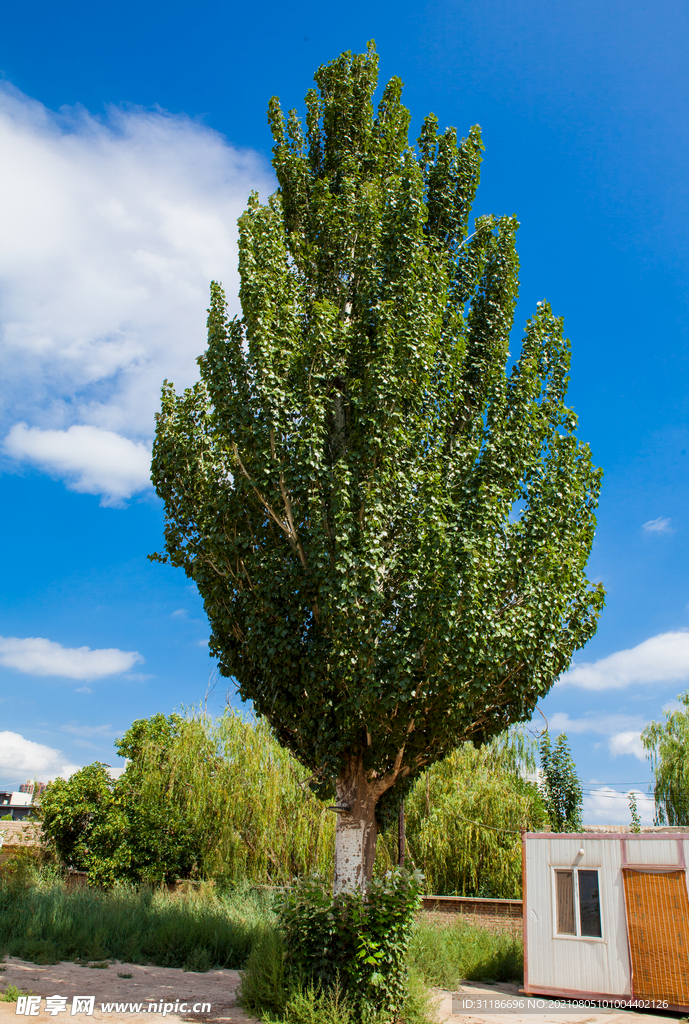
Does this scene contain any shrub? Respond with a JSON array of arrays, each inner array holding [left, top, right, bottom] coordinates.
[[237, 929, 287, 1016], [277, 869, 423, 1020]]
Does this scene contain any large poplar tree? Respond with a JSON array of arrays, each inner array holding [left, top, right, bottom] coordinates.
[[151, 43, 604, 891]]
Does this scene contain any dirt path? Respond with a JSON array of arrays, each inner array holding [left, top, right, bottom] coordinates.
[[1, 963, 682, 1024], [0, 958, 256, 1023]]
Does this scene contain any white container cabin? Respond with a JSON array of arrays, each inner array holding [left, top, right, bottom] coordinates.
[[522, 830, 689, 1011]]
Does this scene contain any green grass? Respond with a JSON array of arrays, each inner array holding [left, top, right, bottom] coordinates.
[[0, 869, 521, 1024], [238, 914, 520, 1024], [239, 942, 439, 1024], [0, 872, 275, 970], [1, 985, 23, 1002], [408, 918, 523, 987]]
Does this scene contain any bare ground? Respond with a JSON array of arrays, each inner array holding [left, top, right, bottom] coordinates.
[[0, 957, 256, 1023], [0, 961, 679, 1024]]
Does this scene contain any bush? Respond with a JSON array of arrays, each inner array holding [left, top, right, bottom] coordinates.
[[280, 984, 355, 1024], [277, 869, 423, 1020], [40, 721, 208, 886], [238, 929, 287, 1016]]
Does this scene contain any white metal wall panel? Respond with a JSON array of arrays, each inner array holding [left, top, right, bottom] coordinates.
[[626, 838, 678, 865], [525, 835, 631, 997]]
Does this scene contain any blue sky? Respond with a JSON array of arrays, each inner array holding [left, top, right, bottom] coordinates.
[[1, 0, 688, 824]]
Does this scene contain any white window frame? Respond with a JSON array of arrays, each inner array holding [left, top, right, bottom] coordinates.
[[551, 866, 605, 942]]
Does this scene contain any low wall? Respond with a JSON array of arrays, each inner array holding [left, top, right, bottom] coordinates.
[[420, 894, 523, 935], [0, 821, 41, 865]]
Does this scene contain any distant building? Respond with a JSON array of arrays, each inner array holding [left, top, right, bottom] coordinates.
[[18, 780, 46, 797], [0, 791, 34, 820]]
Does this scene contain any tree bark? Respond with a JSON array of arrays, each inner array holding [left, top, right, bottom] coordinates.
[[398, 799, 405, 868], [333, 755, 379, 893]]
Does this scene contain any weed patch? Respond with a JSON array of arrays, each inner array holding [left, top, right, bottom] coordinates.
[[408, 919, 522, 987], [0, 872, 274, 970], [1, 985, 23, 1002]]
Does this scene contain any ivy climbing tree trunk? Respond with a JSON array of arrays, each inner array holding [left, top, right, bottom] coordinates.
[[151, 43, 605, 891]]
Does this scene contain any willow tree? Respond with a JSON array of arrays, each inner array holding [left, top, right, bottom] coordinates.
[[151, 43, 604, 891], [642, 691, 689, 825]]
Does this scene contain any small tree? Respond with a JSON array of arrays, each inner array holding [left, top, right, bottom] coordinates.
[[40, 763, 129, 885], [628, 792, 641, 832], [641, 691, 689, 825], [539, 732, 583, 832], [151, 44, 604, 890], [41, 717, 206, 885]]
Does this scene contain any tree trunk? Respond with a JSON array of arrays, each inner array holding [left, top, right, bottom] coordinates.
[[333, 756, 379, 893], [398, 799, 405, 868]]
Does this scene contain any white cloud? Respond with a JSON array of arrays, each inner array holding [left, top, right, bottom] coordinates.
[[549, 712, 647, 735], [558, 631, 689, 690], [0, 83, 272, 500], [4, 423, 151, 505], [584, 787, 654, 826], [643, 517, 673, 534], [608, 731, 646, 761], [548, 713, 649, 762], [60, 723, 113, 738], [0, 636, 143, 680], [0, 730, 80, 782]]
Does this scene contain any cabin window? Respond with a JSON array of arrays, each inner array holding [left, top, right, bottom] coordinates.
[[578, 870, 602, 937], [555, 870, 576, 934], [554, 868, 602, 938]]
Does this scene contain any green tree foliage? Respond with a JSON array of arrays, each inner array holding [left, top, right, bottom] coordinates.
[[128, 709, 335, 883], [42, 710, 544, 896], [40, 763, 130, 886], [641, 691, 689, 825], [399, 732, 548, 897], [41, 711, 335, 886], [538, 733, 583, 832], [151, 44, 603, 887], [115, 714, 550, 896], [41, 717, 207, 885]]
